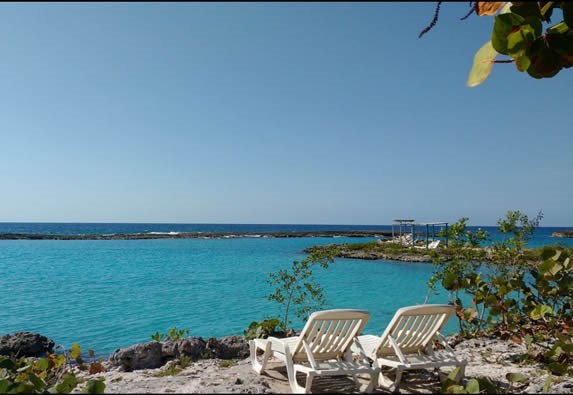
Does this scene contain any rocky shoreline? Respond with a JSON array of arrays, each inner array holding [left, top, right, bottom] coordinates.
[[2, 331, 572, 393], [0, 230, 396, 240], [552, 230, 573, 238]]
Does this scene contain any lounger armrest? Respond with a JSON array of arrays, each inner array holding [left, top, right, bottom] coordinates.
[[349, 336, 372, 363], [435, 332, 457, 355], [388, 335, 410, 367], [266, 336, 297, 361]]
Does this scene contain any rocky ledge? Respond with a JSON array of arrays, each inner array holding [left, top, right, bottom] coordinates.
[[0, 230, 394, 240], [3, 332, 572, 393], [553, 230, 573, 238]]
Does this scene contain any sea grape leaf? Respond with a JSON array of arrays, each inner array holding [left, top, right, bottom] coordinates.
[[477, 2, 506, 16], [546, 362, 567, 375], [530, 304, 553, 320], [563, 1, 573, 28], [36, 358, 49, 371], [70, 343, 81, 360], [0, 380, 10, 394], [510, 2, 542, 19], [539, 259, 556, 275], [492, 13, 526, 55], [506, 372, 527, 383], [507, 24, 536, 54], [442, 271, 458, 290], [28, 372, 46, 392], [82, 379, 106, 394], [543, 373, 552, 394], [54, 374, 78, 394], [467, 41, 498, 87], [466, 378, 480, 393]]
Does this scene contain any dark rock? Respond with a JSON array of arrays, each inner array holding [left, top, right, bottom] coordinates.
[[0, 332, 55, 357], [206, 335, 249, 360], [177, 337, 207, 360], [161, 340, 179, 359], [108, 342, 163, 371]]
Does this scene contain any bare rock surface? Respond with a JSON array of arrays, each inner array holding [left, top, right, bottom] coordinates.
[[73, 337, 573, 393], [0, 332, 55, 357]]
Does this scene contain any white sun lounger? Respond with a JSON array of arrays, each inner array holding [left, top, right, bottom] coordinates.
[[354, 304, 466, 391], [249, 309, 379, 393]]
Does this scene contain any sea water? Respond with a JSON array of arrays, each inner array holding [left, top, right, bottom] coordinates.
[[1, 223, 571, 357]]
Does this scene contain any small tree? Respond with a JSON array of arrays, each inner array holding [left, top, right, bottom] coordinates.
[[267, 247, 337, 334]]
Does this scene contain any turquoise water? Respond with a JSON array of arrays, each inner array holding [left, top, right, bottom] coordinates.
[[1, 223, 571, 357]]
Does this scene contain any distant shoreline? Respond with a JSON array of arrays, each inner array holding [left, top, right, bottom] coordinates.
[[0, 230, 397, 240]]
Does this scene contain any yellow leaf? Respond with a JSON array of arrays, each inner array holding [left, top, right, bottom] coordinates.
[[467, 41, 498, 87], [476, 2, 506, 16], [70, 343, 81, 360]]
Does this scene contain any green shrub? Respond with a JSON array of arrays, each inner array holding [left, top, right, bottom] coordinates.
[[151, 327, 190, 342], [243, 318, 282, 341], [0, 343, 105, 394]]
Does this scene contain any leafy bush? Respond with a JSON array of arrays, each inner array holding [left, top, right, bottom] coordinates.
[[243, 318, 282, 341], [429, 210, 572, 377], [0, 343, 105, 394], [267, 248, 336, 333], [151, 327, 190, 342]]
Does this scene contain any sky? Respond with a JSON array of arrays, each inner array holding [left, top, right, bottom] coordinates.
[[0, 2, 571, 226]]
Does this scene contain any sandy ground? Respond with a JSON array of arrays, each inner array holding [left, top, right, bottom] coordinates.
[[73, 337, 573, 394]]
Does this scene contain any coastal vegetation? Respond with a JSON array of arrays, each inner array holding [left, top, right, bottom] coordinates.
[[244, 248, 337, 340], [0, 343, 105, 394], [267, 248, 336, 334], [151, 327, 190, 343], [307, 210, 573, 390], [419, 2, 573, 86]]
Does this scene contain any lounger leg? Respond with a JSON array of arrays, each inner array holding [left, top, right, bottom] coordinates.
[[455, 362, 466, 384], [249, 340, 271, 374], [304, 372, 315, 393], [358, 370, 379, 393], [393, 367, 404, 392], [287, 364, 307, 394]]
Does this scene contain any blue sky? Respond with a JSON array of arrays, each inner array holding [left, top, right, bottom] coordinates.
[[0, 2, 571, 226]]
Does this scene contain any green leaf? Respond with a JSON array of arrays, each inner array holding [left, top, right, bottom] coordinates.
[[477, 377, 500, 394], [539, 259, 556, 275], [36, 358, 49, 371], [506, 372, 527, 383], [492, 13, 526, 55], [542, 373, 552, 393], [28, 372, 46, 392], [0, 357, 16, 370], [10, 383, 37, 393], [510, 2, 542, 20], [563, 1, 573, 29], [467, 41, 498, 87], [530, 304, 553, 320], [515, 51, 531, 71], [547, 21, 570, 34], [442, 271, 458, 290], [546, 362, 567, 375], [54, 374, 78, 394], [507, 24, 537, 54], [466, 378, 480, 393], [0, 380, 10, 394], [70, 343, 81, 360], [82, 379, 106, 394]]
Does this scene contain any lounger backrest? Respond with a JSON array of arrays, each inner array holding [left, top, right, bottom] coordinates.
[[291, 309, 370, 362], [428, 240, 441, 249], [374, 304, 454, 357]]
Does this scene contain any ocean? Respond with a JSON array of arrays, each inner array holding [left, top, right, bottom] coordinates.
[[1, 223, 571, 357]]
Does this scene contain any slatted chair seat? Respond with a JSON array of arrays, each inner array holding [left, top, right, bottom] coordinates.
[[353, 304, 466, 391], [250, 309, 379, 394]]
